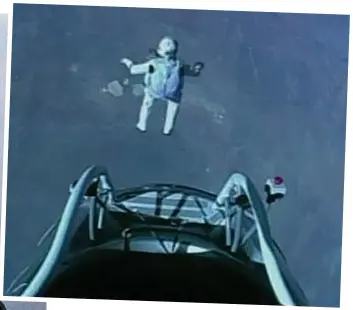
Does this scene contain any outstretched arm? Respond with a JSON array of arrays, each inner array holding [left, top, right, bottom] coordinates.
[[121, 58, 153, 75]]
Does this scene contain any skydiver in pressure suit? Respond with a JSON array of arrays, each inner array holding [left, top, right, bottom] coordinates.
[[121, 36, 204, 135]]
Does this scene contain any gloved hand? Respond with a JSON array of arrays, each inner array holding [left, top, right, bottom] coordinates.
[[120, 58, 133, 68], [193, 61, 204, 74]]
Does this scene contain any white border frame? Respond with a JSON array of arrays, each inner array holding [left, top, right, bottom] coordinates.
[[0, 1, 351, 310]]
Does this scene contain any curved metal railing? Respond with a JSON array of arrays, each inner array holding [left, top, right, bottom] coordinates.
[[21, 165, 116, 296], [19, 167, 307, 306], [212, 173, 308, 306]]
